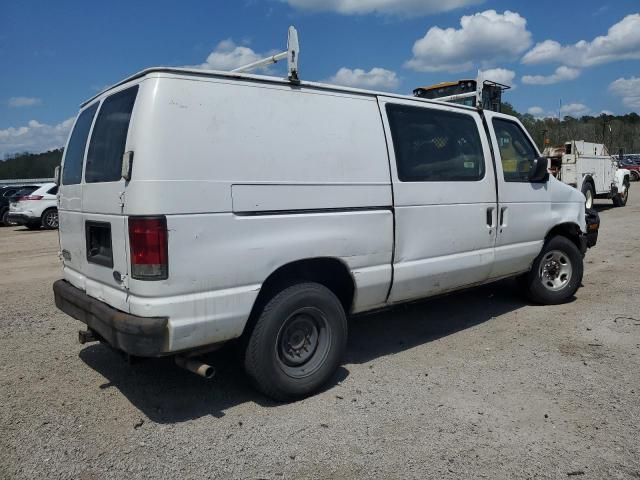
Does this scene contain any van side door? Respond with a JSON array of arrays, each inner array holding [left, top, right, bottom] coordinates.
[[377, 97, 498, 303], [484, 111, 552, 279]]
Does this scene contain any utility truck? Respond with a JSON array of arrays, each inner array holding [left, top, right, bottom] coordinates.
[[544, 141, 630, 208], [414, 73, 510, 112]]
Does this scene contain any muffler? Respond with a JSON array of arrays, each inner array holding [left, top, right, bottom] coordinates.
[[175, 356, 216, 379]]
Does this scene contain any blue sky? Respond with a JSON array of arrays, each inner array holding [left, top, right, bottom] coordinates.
[[1, 0, 639, 157]]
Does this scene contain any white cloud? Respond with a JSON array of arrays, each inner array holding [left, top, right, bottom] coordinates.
[[0, 117, 74, 158], [194, 39, 274, 71], [527, 106, 545, 116], [522, 14, 640, 67], [609, 77, 640, 110], [405, 10, 532, 73], [560, 103, 590, 118], [282, 0, 484, 16], [326, 67, 399, 90], [521, 66, 581, 85], [8, 97, 42, 108], [479, 68, 516, 88]]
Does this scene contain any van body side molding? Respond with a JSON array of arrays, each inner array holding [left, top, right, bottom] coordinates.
[[234, 205, 392, 217], [231, 183, 392, 214]]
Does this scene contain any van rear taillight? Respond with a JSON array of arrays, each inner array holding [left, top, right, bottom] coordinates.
[[22, 195, 43, 201], [128, 216, 168, 280]]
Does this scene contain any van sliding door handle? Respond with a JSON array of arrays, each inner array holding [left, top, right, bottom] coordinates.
[[499, 206, 508, 227]]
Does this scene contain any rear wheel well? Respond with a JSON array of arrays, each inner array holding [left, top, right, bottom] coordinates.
[[242, 258, 355, 338], [546, 223, 581, 251]]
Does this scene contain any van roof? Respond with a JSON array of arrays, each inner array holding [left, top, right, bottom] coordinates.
[[81, 67, 478, 113]]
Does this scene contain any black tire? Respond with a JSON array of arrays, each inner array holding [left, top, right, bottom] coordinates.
[[0, 208, 8, 226], [520, 236, 583, 305], [631, 171, 640, 182], [612, 181, 629, 207], [244, 282, 347, 401], [581, 181, 595, 209], [41, 208, 59, 229]]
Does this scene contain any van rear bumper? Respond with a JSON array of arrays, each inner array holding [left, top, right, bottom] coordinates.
[[53, 279, 168, 357]]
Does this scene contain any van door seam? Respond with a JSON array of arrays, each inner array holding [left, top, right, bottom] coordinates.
[[376, 97, 396, 304], [479, 110, 500, 239]]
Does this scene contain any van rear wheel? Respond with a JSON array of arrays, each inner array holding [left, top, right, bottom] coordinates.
[[244, 282, 347, 401], [520, 236, 583, 305]]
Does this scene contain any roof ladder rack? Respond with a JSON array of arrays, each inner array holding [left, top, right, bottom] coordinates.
[[231, 26, 299, 82]]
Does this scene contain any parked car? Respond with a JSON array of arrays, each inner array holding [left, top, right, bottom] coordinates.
[[1, 185, 41, 226], [8, 183, 59, 229], [53, 65, 598, 401], [2, 186, 27, 225], [619, 157, 640, 182]]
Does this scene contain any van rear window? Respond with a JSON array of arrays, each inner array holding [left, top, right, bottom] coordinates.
[[62, 103, 98, 185], [85, 86, 138, 183]]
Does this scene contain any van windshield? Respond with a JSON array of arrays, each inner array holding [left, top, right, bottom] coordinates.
[[85, 86, 138, 183]]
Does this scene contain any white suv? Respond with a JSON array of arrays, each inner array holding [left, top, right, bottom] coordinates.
[[8, 183, 59, 230]]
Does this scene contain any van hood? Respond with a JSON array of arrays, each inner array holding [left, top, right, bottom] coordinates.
[[549, 175, 585, 204]]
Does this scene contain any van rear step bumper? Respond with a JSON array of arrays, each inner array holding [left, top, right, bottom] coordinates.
[[53, 280, 168, 357]]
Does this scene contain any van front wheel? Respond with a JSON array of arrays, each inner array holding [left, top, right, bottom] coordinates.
[[520, 236, 583, 305], [244, 282, 347, 401]]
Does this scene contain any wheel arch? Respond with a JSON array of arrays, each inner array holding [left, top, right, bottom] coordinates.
[[580, 175, 595, 192], [545, 222, 582, 252], [242, 257, 356, 338]]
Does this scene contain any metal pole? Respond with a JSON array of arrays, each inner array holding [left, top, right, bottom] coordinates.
[[231, 51, 288, 73]]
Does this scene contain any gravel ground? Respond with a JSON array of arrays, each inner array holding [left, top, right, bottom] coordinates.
[[1, 196, 639, 480]]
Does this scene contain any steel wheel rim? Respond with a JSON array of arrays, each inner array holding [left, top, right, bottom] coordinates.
[[621, 184, 629, 202], [539, 250, 573, 291], [44, 211, 58, 228], [585, 190, 593, 209], [275, 307, 331, 379]]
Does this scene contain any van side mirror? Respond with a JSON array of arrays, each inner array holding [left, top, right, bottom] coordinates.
[[529, 156, 549, 183], [54, 165, 61, 186]]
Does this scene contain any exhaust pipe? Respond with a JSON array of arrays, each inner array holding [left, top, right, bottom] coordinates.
[[175, 356, 215, 379]]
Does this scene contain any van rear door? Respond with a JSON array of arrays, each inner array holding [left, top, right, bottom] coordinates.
[[58, 85, 139, 312]]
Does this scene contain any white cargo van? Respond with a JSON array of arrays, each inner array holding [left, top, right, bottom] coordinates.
[[53, 65, 599, 400]]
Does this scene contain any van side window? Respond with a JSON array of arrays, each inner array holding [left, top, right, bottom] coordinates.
[[48, 186, 58, 195], [386, 104, 485, 182], [62, 103, 98, 185], [85, 86, 138, 183], [492, 119, 539, 182]]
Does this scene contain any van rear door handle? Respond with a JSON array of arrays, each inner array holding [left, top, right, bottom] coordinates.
[[486, 207, 495, 228]]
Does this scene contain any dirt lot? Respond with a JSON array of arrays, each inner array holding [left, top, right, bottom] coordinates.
[[1, 196, 639, 480]]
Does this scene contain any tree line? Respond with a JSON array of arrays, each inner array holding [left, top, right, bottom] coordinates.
[[502, 103, 640, 155], [0, 149, 63, 179]]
